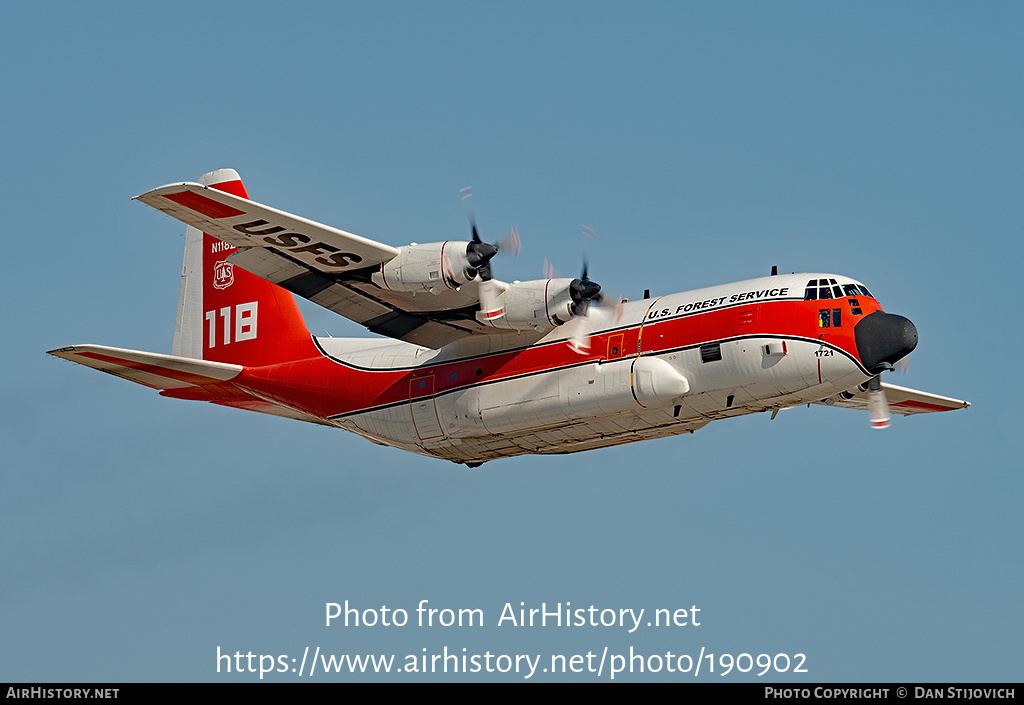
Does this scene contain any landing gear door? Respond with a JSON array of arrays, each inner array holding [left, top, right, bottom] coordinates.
[[409, 375, 445, 441]]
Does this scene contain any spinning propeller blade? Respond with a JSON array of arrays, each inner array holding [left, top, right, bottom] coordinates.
[[564, 226, 622, 354], [460, 187, 517, 319], [867, 375, 891, 429]]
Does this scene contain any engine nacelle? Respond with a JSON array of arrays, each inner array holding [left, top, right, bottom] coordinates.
[[477, 278, 578, 331], [370, 242, 475, 294]]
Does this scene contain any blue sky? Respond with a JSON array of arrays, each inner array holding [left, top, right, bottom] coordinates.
[[3, 2, 1020, 682]]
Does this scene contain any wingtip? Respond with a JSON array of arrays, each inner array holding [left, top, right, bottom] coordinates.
[[132, 181, 203, 202], [46, 345, 86, 362]]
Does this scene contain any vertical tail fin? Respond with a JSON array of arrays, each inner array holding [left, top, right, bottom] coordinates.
[[172, 169, 319, 367]]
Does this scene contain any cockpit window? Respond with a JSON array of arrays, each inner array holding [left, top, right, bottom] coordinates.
[[806, 279, 874, 302], [805, 278, 837, 300]]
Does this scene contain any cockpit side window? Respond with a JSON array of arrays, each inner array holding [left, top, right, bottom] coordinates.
[[818, 308, 843, 327]]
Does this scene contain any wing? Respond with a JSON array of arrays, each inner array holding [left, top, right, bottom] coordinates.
[[135, 181, 400, 270], [816, 382, 970, 415], [135, 182, 506, 349]]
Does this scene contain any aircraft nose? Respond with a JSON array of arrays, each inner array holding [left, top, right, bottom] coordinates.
[[854, 311, 918, 373]]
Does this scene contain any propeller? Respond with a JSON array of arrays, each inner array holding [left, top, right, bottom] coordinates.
[[460, 187, 519, 319], [895, 355, 910, 375], [867, 375, 891, 430], [570, 261, 603, 317], [563, 226, 621, 354], [861, 349, 911, 429]]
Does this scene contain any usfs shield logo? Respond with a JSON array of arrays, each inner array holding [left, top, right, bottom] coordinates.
[[213, 260, 234, 290]]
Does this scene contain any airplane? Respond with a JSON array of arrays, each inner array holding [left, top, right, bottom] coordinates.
[[48, 168, 970, 467]]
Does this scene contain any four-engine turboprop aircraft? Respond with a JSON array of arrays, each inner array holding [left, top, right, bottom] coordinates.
[[48, 169, 969, 466]]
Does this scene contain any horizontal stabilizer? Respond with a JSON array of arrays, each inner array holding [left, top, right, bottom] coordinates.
[[47, 345, 241, 391], [817, 382, 970, 416]]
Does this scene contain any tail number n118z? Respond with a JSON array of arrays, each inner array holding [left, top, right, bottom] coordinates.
[[205, 302, 258, 348]]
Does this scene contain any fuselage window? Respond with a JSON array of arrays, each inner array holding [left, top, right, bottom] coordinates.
[[818, 308, 842, 327], [848, 298, 862, 316]]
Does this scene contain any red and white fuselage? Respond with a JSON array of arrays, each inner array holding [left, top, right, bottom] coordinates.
[[226, 274, 885, 462], [48, 169, 968, 466]]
